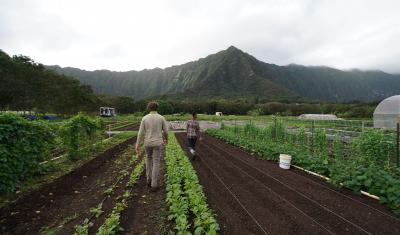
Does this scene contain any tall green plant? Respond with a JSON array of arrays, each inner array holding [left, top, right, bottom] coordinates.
[[0, 113, 55, 192], [350, 129, 394, 165], [314, 129, 328, 153], [61, 114, 103, 160]]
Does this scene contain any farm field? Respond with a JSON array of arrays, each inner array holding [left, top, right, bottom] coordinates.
[[2, 113, 400, 234], [0, 135, 138, 234], [105, 121, 141, 132], [0, 114, 219, 234], [175, 132, 400, 234], [3, 1, 400, 234]]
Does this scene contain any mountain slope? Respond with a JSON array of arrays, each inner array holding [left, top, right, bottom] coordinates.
[[48, 46, 400, 102]]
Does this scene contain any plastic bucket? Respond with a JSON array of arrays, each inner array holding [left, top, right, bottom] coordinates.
[[279, 154, 292, 169]]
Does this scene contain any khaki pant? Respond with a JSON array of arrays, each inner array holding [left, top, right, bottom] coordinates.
[[145, 145, 163, 187]]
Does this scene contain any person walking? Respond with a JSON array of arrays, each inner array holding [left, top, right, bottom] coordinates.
[[186, 112, 201, 160], [136, 102, 168, 191]]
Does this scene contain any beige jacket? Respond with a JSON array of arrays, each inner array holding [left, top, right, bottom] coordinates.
[[136, 111, 168, 147]]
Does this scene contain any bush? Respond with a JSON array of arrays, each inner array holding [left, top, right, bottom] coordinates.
[[0, 113, 55, 192], [247, 108, 261, 116], [60, 113, 103, 160]]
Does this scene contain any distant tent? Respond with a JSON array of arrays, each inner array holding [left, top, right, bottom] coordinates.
[[373, 95, 400, 129], [298, 114, 338, 120]]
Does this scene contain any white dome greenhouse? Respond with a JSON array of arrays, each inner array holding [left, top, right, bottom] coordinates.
[[298, 114, 338, 120], [373, 95, 400, 129]]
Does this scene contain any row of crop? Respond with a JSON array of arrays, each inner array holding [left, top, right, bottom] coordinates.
[[73, 153, 145, 235], [0, 112, 106, 193], [73, 148, 139, 234], [207, 123, 400, 215], [97, 158, 145, 235], [165, 134, 219, 234]]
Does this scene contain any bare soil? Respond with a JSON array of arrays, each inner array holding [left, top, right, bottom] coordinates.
[[0, 137, 137, 234], [119, 157, 171, 234], [113, 123, 140, 131], [175, 133, 400, 235]]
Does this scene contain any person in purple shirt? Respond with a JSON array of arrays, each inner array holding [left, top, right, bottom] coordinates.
[[186, 112, 201, 160]]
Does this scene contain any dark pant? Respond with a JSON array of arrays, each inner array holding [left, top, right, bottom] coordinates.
[[188, 137, 197, 150]]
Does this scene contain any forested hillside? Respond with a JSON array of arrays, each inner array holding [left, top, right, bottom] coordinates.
[[0, 50, 98, 114], [0, 50, 137, 114], [49, 46, 400, 102]]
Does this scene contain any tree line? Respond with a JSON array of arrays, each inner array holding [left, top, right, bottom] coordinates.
[[0, 50, 136, 115], [131, 99, 376, 118]]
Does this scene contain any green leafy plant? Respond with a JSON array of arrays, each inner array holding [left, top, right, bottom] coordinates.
[[0, 113, 55, 192], [90, 203, 104, 218], [97, 212, 123, 235], [74, 218, 93, 235], [96, 158, 145, 235], [165, 135, 219, 234], [60, 113, 103, 160]]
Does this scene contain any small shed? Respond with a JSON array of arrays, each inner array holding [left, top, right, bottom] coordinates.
[[298, 114, 338, 120], [100, 107, 116, 117], [373, 95, 400, 129], [215, 112, 223, 116]]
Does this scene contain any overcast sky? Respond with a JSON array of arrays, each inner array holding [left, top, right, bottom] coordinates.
[[1, 0, 399, 73]]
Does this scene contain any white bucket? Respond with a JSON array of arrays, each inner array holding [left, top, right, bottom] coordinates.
[[279, 154, 292, 169]]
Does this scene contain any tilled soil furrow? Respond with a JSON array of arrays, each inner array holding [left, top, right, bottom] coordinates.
[[201, 137, 368, 234], [195, 140, 334, 234], [177, 133, 331, 234], [176, 133, 400, 235], [0, 137, 136, 234], [113, 123, 140, 131], [175, 134, 259, 234], [203, 134, 400, 234], [119, 158, 171, 234], [61, 153, 140, 235]]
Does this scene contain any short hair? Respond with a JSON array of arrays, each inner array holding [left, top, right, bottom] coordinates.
[[192, 111, 197, 116], [147, 101, 159, 111]]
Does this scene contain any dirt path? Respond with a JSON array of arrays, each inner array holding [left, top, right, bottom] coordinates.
[[175, 133, 400, 235], [113, 123, 140, 131], [119, 157, 171, 234], [0, 137, 137, 234]]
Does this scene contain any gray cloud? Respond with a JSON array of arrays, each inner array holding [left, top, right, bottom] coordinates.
[[0, 0, 399, 73]]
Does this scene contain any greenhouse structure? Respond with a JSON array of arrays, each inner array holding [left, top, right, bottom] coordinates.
[[298, 114, 338, 120], [373, 95, 400, 129]]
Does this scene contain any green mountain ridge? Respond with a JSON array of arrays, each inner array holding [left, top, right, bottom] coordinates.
[[48, 46, 400, 102]]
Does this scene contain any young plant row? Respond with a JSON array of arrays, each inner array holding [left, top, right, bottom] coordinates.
[[96, 158, 145, 235], [207, 123, 400, 215], [73, 150, 143, 235], [165, 134, 219, 234]]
